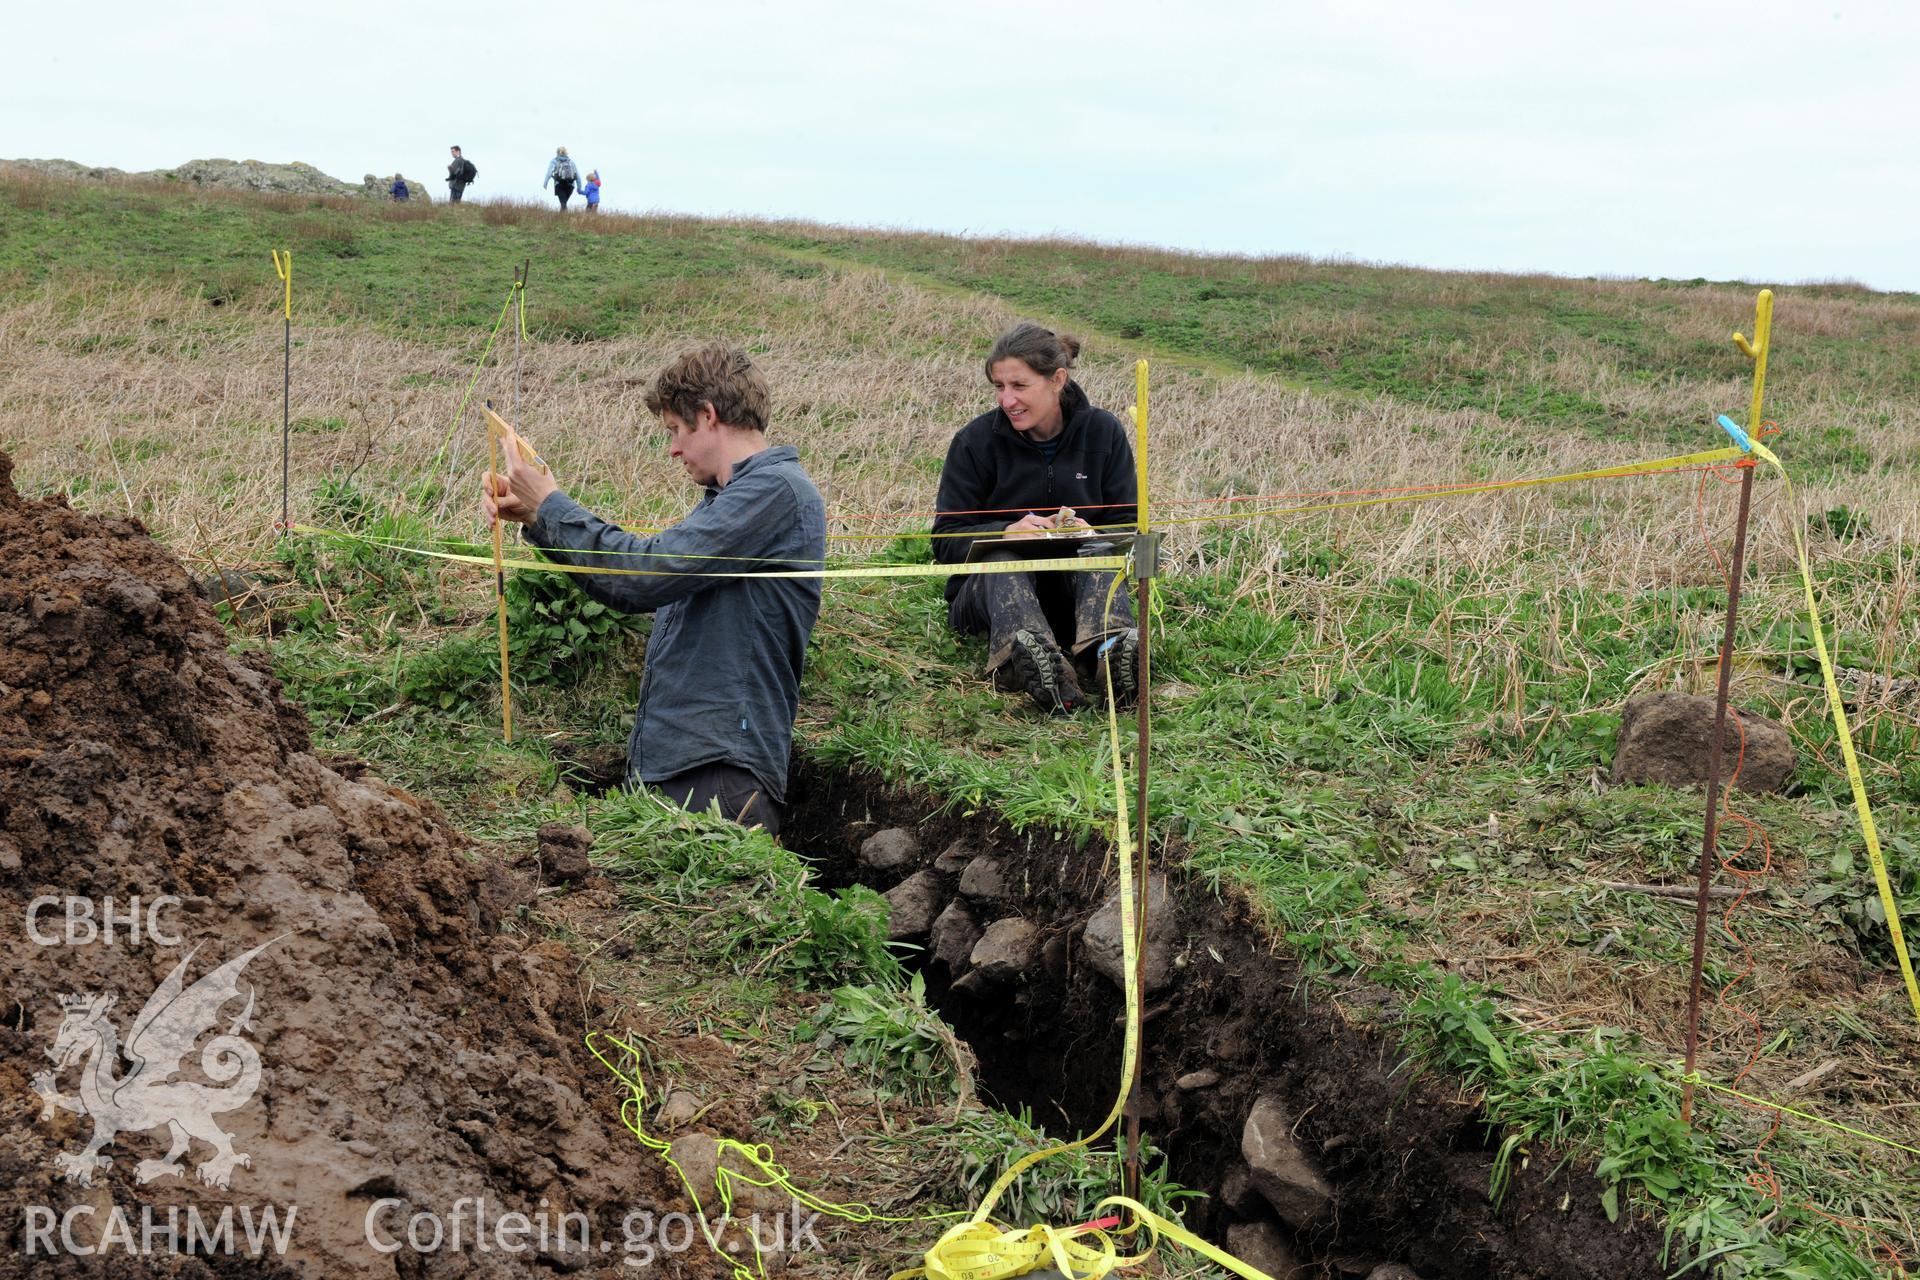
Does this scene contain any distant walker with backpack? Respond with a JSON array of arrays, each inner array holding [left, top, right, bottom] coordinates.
[[447, 145, 478, 203], [545, 146, 579, 210]]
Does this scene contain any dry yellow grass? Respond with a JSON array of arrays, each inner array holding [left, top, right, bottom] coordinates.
[[6, 269, 1915, 567]]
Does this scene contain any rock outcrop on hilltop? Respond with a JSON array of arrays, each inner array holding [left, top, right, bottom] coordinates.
[[371, 172, 429, 202], [1, 157, 431, 202]]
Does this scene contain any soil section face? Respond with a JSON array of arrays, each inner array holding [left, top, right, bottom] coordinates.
[[785, 758, 1669, 1280]]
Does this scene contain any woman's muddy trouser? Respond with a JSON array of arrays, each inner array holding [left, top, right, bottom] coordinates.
[[947, 547, 1134, 670]]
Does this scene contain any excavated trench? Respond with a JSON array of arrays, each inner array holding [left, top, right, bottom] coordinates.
[[781, 758, 1669, 1280]]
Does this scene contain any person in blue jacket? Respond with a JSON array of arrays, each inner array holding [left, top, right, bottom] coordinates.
[[580, 170, 601, 212], [933, 323, 1138, 714], [482, 345, 825, 837], [543, 146, 580, 209], [388, 177, 410, 202]]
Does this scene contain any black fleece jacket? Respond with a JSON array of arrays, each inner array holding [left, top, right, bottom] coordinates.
[[932, 381, 1138, 601]]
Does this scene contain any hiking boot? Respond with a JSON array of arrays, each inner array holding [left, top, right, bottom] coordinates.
[[996, 628, 1086, 714], [1088, 628, 1140, 707]]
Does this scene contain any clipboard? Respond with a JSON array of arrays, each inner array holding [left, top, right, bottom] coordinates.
[[963, 531, 1135, 562]]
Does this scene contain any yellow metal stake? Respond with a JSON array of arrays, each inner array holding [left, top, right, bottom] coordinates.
[[269, 250, 293, 536], [1124, 359, 1152, 1208], [488, 414, 513, 743], [483, 406, 548, 744]]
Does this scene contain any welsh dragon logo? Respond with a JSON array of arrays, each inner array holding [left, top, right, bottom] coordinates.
[[30, 938, 282, 1190]]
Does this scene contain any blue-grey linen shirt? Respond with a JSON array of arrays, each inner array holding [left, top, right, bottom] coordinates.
[[525, 445, 826, 802]]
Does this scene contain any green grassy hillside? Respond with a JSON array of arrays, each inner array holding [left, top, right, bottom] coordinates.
[[5, 172, 1918, 1276]]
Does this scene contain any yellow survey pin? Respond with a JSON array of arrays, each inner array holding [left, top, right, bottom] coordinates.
[[269, 249, 292, 318], [270, 249, 294, 534], [1731, 288, 1771, 431]]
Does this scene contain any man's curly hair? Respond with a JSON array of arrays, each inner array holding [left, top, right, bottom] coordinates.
[[644, 344, 769, 433]]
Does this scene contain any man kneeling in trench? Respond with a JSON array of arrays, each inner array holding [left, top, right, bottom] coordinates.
[[482, 344, 826, 838]]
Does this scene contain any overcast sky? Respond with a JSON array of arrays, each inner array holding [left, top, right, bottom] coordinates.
[[8, 1, 1917, 290]]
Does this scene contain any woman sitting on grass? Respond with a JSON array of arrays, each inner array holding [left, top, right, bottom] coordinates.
[[932, 322, 1139, 714]]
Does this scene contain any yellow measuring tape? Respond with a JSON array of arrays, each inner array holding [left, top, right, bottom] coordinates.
[[289, 524, 1128, 582], [1672, 1071, 1920, 1159], [892, 618, 1150, 1279], [1747, 437, 1920, 1024], [1721, 290, 1917, 1026], [586, 1030, 955, 1280], [892, 557, 1280, 1280], [292, 438, 1746, 583], [1150, 445, 1748, 529]]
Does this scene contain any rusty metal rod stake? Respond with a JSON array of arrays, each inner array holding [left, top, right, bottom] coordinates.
[[1681, 459, 1757, 1125]]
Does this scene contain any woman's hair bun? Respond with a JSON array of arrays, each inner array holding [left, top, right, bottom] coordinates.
[[985, 322, 1083, 379]]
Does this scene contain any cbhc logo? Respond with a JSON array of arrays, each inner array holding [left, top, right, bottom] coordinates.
[[26, 897, 183, 947]]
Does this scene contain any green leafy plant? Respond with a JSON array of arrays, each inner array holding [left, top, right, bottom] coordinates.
[[786, 886, 901, 989], [1594, 1102, 1700, 1220], [503, 570, 644, 686], [1400, 970, 1524, 1083], [395, 568, 646, 709], [396, 635, 493, 710], [825, 974, 958, 1102]]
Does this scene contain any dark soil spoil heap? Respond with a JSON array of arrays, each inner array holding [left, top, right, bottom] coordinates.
[[0, 451, 690, 1277]]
